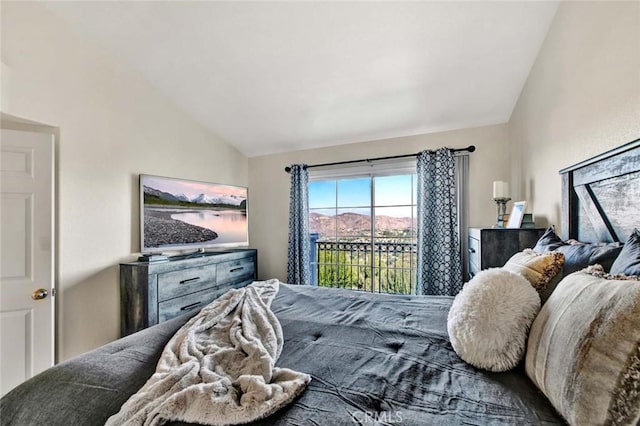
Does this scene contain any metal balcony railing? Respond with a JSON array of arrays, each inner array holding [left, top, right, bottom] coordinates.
[[309, 236, 417, 295]]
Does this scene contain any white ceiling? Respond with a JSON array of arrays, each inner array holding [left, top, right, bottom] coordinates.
[[43, 1, 558, 157]]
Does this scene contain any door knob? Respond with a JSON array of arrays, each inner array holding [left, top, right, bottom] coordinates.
[[32, 288, 48, 300]]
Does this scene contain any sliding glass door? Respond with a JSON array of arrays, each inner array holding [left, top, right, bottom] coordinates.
[[308, 173, 417, 294]]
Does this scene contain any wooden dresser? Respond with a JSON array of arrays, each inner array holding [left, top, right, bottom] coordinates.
[[119, 249, 257, 336], [468, 228, 544, 281]]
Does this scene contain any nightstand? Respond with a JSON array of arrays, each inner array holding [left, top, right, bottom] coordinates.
[[468, 228, 545, 281]]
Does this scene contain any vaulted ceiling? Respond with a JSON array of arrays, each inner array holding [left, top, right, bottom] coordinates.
[[43, 1, 559, 157]]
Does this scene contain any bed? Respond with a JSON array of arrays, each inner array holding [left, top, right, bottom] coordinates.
[[2, 284, 563, 425], [2, 139, 639, 426]]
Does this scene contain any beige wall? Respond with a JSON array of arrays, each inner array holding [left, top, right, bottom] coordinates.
[[4, 0, 636, 360], [508, 1, 640, 234], [1, 2, 248, 360], [249, 124, 509, 281]]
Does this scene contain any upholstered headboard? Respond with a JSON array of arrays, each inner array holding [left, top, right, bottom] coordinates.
[[560, 138, 640, 243]]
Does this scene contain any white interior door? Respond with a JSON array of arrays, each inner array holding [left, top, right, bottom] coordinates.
[[0, 129, 54, 397]]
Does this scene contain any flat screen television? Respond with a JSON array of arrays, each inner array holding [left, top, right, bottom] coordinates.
[[140, 174, 248, 253]]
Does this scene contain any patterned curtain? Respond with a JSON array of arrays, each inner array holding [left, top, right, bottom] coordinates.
[[287, 164, 310, 285], [416, 148, 463, 295]]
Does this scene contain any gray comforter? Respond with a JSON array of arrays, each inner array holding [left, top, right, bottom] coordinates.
[[1, 284, 563, 425]]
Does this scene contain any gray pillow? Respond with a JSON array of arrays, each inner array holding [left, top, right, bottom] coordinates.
[[533, 227, 622, 275], [610, 228, 640, 276]]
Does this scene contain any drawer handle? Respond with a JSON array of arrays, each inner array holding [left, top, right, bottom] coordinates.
[[468, 248, 476, 253], [229, 267, 244, 273], [179, 277, 200, 285], [180, 301, 202, 311]]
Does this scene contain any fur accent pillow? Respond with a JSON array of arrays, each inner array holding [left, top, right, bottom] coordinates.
[[502, 249, 565, 292], [585, 263, 640, 281], [525, 268, 640, 425], [447, 268, 541, 372]]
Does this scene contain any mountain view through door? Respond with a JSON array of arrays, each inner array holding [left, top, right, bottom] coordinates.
[[308, 174, 418, 294]]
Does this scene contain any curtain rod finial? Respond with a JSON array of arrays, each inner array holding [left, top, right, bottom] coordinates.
[[467, 145, 476, 153], [285, 166, 292, 173]]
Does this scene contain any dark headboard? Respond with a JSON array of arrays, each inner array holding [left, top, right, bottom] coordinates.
[[560, 138, 640, 243]]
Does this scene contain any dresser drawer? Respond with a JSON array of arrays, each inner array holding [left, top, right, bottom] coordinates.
[[214, 277, 256, 298], [157, 265, 217, 302], [217, 258, 255, 285], [158, 287, 218, 323], [468, 236, 480, 270], [468, 259, 480, 279]]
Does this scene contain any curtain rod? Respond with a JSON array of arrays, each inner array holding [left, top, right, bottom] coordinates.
[[284, 145, 475, 173]]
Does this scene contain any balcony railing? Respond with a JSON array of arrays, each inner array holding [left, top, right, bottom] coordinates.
[[309, 235, 417, 295]]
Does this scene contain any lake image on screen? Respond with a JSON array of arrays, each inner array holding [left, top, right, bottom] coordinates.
[[141, 175, 247, 249], [170, 210, 247, 244]]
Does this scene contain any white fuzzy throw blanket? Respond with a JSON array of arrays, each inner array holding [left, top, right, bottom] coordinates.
[[106, 279, 311, 426]]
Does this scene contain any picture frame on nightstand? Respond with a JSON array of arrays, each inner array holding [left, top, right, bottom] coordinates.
[[506, 201, 527, 228]]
